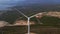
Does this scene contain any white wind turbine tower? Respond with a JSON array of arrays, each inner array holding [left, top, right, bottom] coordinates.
[[15, 8, 47, 34]]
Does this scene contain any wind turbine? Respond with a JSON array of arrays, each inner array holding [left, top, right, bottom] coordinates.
[[15, 8, 30, 34], [15, 8, 48, 34]]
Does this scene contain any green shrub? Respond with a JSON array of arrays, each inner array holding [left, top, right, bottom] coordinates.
[[40, 16, 60, 26]]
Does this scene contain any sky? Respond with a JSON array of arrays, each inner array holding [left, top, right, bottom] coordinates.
[[0, 0, 25, 10], [0, 0, 60, 10]]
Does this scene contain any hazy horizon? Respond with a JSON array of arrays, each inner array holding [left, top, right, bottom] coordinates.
[[0, 0, 60, 10]]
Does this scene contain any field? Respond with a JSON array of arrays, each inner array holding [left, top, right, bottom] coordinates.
[[0, 25, 60, 34], [0, 15, 60, 34]]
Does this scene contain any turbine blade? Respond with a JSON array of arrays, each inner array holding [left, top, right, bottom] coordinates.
[[15, 8, 28, 18], [30, 12, 48, 18]]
